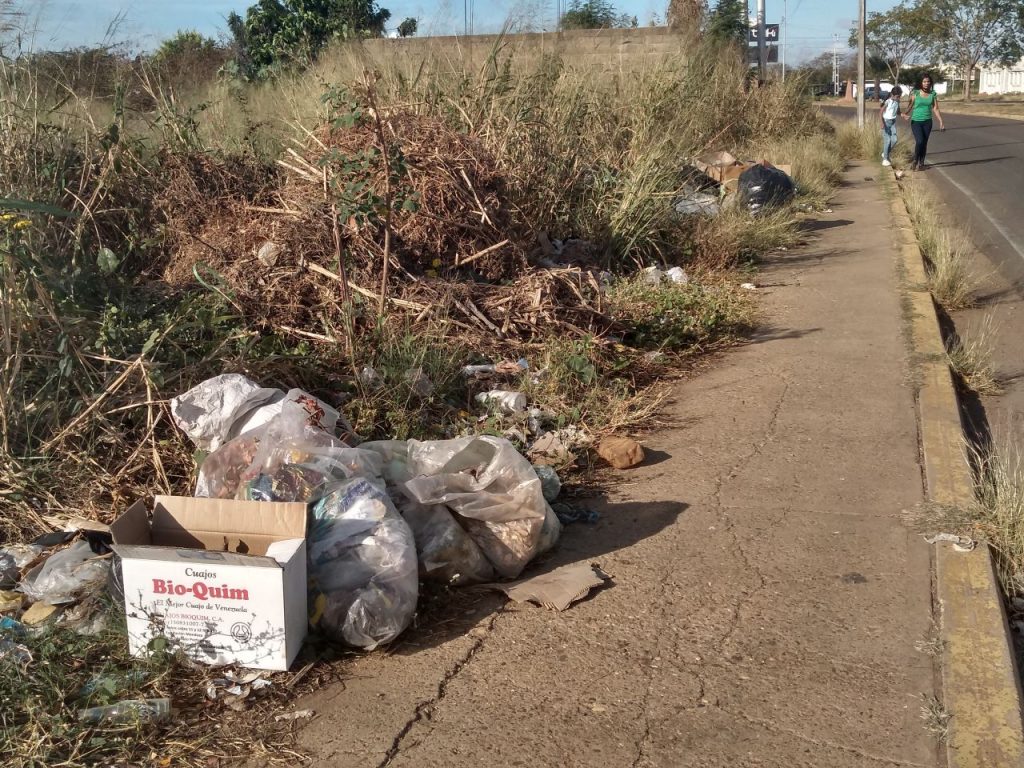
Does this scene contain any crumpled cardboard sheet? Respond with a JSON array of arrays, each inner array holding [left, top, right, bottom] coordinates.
[[484, 563, 610, 611]]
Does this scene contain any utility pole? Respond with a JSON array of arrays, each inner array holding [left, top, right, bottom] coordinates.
[[782, 0, 788, 83], [857, 0, 866, 128], [832, 34, 840, 96], [757, 0, 767, 80]]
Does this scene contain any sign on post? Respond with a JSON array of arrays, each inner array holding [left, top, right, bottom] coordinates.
[[748, 24, 780, 43]]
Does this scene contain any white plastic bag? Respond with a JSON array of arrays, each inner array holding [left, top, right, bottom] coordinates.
[[172, 374, 346, 452], [308, 478, 419, 649], [402, 436, 553, 579], [18, 540, 111, 605]]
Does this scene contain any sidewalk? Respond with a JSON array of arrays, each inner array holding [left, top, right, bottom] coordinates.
[[293, 166, 942, 768]]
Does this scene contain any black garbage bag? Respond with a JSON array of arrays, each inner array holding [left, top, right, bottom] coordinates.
[[738, 164, 796, 214]]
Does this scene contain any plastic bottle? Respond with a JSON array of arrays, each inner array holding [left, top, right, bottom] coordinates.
[[78, 698, 171, 724], [474, 390, 528, 414]]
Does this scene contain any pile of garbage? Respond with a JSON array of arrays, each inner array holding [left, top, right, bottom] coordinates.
[[172, 373, 568, 650], [0, 368, 627, 670], [676, 150, 796, 217]]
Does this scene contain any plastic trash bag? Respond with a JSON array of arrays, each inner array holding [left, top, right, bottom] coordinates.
[[738, 164, 796, 214], [19, 540, 111, 605], [195, 406, 381, 499], [172, 374, 346, 452], [402, 436, 554, 579], [307, 478, 419, 649], [396, 498, 494, 585]]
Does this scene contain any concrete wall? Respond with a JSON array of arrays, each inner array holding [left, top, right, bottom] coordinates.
[[348, 28, 693, 72]]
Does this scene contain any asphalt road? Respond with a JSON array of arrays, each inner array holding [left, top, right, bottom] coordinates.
[[827, 105, 1024, 289]]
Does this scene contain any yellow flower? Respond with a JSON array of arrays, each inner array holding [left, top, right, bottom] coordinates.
[[12, 219, 30, 231], [0, 213, 16, 222]]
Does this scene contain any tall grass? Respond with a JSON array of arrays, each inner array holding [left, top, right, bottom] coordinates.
[[901, 181, 976, 309], [946, 316, 1003, 396]]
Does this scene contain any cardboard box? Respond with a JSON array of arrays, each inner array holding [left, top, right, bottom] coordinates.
[[110, 496, 308, 671]]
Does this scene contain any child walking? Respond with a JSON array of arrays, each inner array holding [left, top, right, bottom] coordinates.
[[880, 86, 902, 167]]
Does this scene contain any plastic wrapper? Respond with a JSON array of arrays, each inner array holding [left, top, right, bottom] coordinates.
[[195, 431, 263, 499], [308, 478, 419, 649], [18, 540, 111, 605], [396, 498, 494, 585], [402, 436, 554, 579]]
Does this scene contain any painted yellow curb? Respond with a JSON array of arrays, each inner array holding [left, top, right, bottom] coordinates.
[[887, 174, 1024, 767]]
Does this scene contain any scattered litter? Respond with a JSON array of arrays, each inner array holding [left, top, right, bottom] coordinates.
[[674, 189, 721, 216], [274, 709, 315, 722], [738, 163, 796, 214], [1, 544, 42, 587], [529, 431, 576, 466], [552, 502, 600, 525], [357, 366, 383, 391], [527, 408, 545, 435], [597, 437, 645, 470], [32, 531, 75, 548], [18, 540, 110, 605], [256, 240, 283, 267], [80, 669, 149, 698], [78, 698, 172, 725], [924, 533, 976, 552], [484, 563, 610, 611], [0, 640, 32, 666], [666, 266, 689, 284], [0, 616, 26, 635], [533, 465, 561, 502], [0, 591, 24, 613], [475, 390, 528, 414], [740, 283, 757, 291], [19, 601, 60, 625], [404, 368, 433, 398], [462, 359, 529, 377]]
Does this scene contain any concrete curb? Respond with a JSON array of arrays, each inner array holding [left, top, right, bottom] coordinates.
[[885, 173, 1024, 766]]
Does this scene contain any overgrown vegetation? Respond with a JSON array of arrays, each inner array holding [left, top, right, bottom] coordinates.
[[900, 180, 976, 309], [946, 316, 1003, 396], [0, 26, 839, 766]]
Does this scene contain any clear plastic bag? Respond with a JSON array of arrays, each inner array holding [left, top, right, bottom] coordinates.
[[396, 498, 494, 585], [402, 436, 553, 579], [308, 478, 419, 649], [19, 540, 111, 605]]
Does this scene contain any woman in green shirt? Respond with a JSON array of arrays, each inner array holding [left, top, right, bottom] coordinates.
[[903, 74, 945, 171]]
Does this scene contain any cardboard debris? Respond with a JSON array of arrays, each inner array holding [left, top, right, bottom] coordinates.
[[110, 496, 308, 671], [692, 152, 793, 196], [21, 601, 60, 625], [485, 563, 610, 611]]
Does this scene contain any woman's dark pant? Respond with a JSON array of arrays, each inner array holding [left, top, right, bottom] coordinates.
[[911, 119, 933, 166]]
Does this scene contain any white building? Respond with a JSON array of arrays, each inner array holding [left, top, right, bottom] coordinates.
[[980, 58, 1024, 94]]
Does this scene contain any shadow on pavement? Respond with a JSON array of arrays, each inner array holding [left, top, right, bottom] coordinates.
[[801, 218, 854, 233], [932, 155, 1013, 169], [388, 499, 688, 656], [744, 325, 823, 345]]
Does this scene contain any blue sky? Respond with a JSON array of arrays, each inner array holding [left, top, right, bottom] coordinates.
[[27, 0, 901, 63]]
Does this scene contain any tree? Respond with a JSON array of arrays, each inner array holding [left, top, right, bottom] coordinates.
[[851, 2, 930, 86], [227, 0, 391, 78], [152, 30, 228, 85], [397, 17, 417, 37], [706, 0, 747, 48], [668, 0, 706, 31], [924, 0, 1024, 100], [560, 0, 636, 30]]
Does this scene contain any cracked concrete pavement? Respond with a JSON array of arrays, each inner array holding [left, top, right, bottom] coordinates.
[[292, 166, 944, 767]]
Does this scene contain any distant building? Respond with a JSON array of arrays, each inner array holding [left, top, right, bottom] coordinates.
[[980, 58, 1024, 95]]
